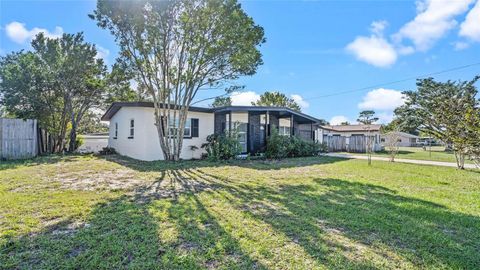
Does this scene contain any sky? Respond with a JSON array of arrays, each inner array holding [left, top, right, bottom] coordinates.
[[1, 0, 479, 124]]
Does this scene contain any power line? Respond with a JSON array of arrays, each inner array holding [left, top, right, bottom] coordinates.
[[304, 61, 480, 100], [192, 61, 480, 105]]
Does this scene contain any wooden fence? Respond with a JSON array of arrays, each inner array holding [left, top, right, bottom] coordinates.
[[0, 118, 38, 159], [323, 135, 378, 153]]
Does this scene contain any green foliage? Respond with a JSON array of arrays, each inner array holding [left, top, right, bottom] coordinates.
[[0, 32, 107, 153], [91, 0, 265, 160], [201, 132, 242, 161], [265, 128, 320, 159], [357, 110, 379, 125], [253, 91, 301, 111], [211, 96, 232, 107], [395, 76, 480, 169]]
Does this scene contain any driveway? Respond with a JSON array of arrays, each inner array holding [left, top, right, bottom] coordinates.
[[324, 153, 478, 169]]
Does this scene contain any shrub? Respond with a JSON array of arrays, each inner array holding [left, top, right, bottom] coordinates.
[[201, 131, 242, 161], [264, 128, 290, 159], [265, 128, 321, 159]]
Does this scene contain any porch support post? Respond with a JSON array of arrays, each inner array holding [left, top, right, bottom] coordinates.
[[290, 115, 294, 136], [228, 112, 232, 131], [266, 111, 269, 138], [311, 122, 314, 141]]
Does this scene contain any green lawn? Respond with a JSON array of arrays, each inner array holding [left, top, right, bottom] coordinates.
[[1, 154, 479, 269], [342, 146, 474, 164]]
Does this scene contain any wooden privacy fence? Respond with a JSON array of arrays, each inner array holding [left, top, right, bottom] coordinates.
[[323, 135, 378, 153], [0, 118, 38, 159]]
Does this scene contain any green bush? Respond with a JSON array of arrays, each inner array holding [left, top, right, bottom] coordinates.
[[201, 131, 242, 161], [265, 128, 321, 159]]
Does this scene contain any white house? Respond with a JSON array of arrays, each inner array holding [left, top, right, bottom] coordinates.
[[101, 102, 321, 161], [380, 131, 419, 147]]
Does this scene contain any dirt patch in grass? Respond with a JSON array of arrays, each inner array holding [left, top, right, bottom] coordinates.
[[53, 169, 144, 191]]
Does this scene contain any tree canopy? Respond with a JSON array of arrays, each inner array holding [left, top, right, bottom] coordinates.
[[252, 91, 301, 111], [395, 76, 480, 169], [357, 110, 378, 125], [211, 96, 232, 107], [91, 0, 265, 160], [0, 33, 108, 152]]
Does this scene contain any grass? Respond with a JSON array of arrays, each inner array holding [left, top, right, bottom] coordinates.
[[341, 146, 474, 164], [1, 154, 479, 269]]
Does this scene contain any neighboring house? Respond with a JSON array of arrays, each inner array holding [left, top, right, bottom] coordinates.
[[77, 133, 109, 153], [380, 132, 419, 147], [318, 124, 383, 152], [101, 102, 320, 161]]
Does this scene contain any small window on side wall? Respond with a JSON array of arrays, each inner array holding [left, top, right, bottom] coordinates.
[[114, 122, 118, 139], [128, 119, 134, 139]]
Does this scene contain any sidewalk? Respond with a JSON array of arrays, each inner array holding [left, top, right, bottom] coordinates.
[[324, 153, 478, 169]]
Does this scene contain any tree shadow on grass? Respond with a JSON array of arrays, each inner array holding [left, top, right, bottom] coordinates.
[[184, 169, 480, 269], [0, 154, 81, 171], [103, 153, 346, 172], [0, 173, 265, 269]]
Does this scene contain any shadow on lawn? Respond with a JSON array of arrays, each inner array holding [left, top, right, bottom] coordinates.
[[3, 163, 479, 269], [0, 154, 80, 171], [183, 169, 480, 269], [103, 153, 346, 172], [0, 176, 265, 269]]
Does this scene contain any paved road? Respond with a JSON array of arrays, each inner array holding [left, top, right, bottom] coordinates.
[[324, 153, 478, 169]]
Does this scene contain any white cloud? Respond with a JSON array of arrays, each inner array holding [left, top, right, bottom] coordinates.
[[95, 46, 110, 60], [358, 88, 405, 110], [290, 94, 309, 110], [454, 41, 470, 50], [231, 91, 260, 106], [329, 115, 350, 125], [393, 0, 474, 51], [459, 0, 480, 42], [346, 21, 398, 68], [5, 21, 63, 44]]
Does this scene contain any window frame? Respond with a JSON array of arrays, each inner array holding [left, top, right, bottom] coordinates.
[[113, 122, 118, 139], [128, 119, 134, 139], [168, 116, 192, 138]]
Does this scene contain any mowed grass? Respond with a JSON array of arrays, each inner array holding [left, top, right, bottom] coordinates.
[[342, 146, 474, 164], [1, 154, 479, 269]]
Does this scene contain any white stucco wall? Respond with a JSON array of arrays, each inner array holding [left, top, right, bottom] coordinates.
[[108, 107, 214, 161]]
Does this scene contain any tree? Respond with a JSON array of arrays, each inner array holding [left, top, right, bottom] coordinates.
[[211, 96, 232, 107], [91, 0, 265, 161], [395, 76, 480, 169], [0, 33, 107, 152], [252, 91, 301, 111], [381, 124, 401, 162], [357, 110, 379, 124], [357, 110, 378, 165], [340, 121, 350, 125]]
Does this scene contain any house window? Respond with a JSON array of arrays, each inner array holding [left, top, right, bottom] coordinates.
[[279, 126, 291, 136], [114, 122, 118, 139], [128, 119, 134, 139], [168, 116, 191, 137], [234, 122, 248, 153], [380, 138, 385, 142]]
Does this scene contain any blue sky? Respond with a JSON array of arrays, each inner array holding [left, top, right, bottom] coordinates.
[[1, 0, 479, 124]]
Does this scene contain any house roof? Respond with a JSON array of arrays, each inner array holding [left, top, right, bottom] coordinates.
[[101, 102, 321, 123], [101, 102, 213, 121], [321, 124, 382, 132]]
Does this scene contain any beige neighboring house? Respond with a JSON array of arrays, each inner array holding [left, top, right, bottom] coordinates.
[[318, 124, 383, 152], [380, 131, 419, 147]]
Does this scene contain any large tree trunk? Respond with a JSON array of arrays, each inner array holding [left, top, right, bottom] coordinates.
[[68, 121, 77, 152]]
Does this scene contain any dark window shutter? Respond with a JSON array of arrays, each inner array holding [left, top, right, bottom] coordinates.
[[191, 118, 199, 137]]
